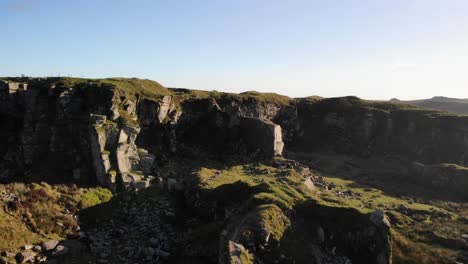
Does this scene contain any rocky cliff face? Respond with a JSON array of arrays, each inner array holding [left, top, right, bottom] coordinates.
[[0, 78, 286, 190], [2, 77, 468, 200], [2, 77, 468, 264], [287, 97, 468, 164], [0, 79, 115, 184], [280, 96, 468, 199]]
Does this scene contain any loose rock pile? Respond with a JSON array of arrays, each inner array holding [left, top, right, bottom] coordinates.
[[1, 239, 68, 264], [81, 194, 177, 263]]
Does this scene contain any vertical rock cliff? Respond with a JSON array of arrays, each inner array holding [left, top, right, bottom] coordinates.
[[2, 77, 468, 264], [0, 78, 287, 190]]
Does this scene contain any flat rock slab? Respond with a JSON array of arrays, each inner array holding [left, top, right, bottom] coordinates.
[[42, 240, 59, 251]]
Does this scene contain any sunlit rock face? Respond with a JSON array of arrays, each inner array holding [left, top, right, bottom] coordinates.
[[0, 78, 287, 189], [5, 77, 468, 264], [2, 78, 468, 198]]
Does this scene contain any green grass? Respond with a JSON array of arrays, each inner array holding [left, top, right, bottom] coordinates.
[[317, 175, 465, 264], [78, 187, 113, 209], [321, 176, 437, 213], [171, 87, 292, 106], [27, 77, 172, 101], [99, 78, 171, 99], [330, 96, 423, 112], [250, 204, 291, 241], [297, 95, 464, 118], [199, 164, 300, 188], [3, 77, 468, 120], [197, 165, 255, 189], [196, 163, 311, 210], [227, 203, 291, 254], [182, 158, 465, 264], [236, 91, 292, 105]]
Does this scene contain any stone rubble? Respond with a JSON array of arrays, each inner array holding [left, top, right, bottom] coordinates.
[[82, 195, 177, 263]]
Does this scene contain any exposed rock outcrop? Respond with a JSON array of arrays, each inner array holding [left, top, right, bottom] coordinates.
[[410, 162, 468, 199], [2, 78, 468, 194], [289, 97, 468, 166], [0, 81, 28, 94], [0, 78, 289, 194], [89, 114, 116, 186], [4, 77, 468, 264], [240, 117, 284, 156]]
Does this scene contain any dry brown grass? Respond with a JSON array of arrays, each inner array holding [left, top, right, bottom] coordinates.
[[392, 231, 455, 264], [0, 182, 112, 251]]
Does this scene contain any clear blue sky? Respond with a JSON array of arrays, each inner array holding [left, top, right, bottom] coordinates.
[[1, 0, 468, 99]]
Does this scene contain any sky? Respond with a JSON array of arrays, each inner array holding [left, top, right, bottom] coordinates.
[[1, 0, 468, 100]]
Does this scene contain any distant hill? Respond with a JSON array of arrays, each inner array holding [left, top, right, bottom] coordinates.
[[390, 96, 468, 115]]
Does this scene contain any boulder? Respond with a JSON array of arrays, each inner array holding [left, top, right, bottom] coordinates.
[[227, 241, 252, 264], [0, 252, 13, 258], [41, 240, 59, 251], [32, 245, 42, 252], [51, 245, 68, 256], [296, 166, 310, 176], [15, 252, 36, 263], [303, 177, 315, 191], [133, 180, 151, 190], [239, 117, 284, 156], [370, 210, 391, 230], [122, 173, 142, 184], [19, 245, 33, 250]]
